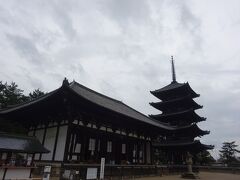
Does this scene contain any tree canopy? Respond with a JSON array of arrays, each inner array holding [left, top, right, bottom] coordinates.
[[195, 150, 216, 165], [0, 81, 45, 109], [0, 81, 28, 108], [29, 88, 45, 100], [219, 141, 240, 165], [0, 81, 45, 134]]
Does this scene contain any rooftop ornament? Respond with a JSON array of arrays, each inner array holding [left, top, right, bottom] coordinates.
[[171, 56, 177, 83], [62, 77, 70, 86]]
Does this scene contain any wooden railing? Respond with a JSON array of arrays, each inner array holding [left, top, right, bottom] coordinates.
[[198, 165, 240, 174], [62, 164, 159, 179], [33, 163, 240, 179]]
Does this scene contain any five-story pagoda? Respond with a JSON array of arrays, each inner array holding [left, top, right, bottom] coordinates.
[[150, 57, 213, 164]]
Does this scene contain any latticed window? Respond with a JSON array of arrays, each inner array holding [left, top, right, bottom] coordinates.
[[88, 138, 95, 151], [107, 141, 112, 152], [75, 143, 81, 153], [97, 140, 101, 152], [122, 144, 126, 154], [133, 144, 137, 163]]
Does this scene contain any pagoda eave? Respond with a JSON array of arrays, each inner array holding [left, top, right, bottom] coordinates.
[[195, 117, 206, 123], [150, 103, 203, 112], [165, 124, 210, 138], [150, 82, 200, 101], [149, 109, 203, 121], [152, 140, 214, 152]]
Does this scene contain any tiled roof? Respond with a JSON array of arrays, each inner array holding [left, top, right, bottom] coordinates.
[[0, 81, 173, 130], [151, 82, 185, 94], [0, 89, 58, 113], [0, 133, 49, 153], [69, 82, 172, 129], [150, 82, 199, 98]]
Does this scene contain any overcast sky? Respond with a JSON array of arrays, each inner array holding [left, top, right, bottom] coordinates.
[[0, 0, 240, 159]]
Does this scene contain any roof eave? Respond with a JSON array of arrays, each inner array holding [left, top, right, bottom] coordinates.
[[0, 87, 62, 115]]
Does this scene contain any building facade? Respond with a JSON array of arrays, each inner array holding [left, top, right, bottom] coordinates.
[[0, 79, 172, 166]]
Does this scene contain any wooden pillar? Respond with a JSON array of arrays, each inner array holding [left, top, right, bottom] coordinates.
[[134, 138, 138, 164], [95, 126, 100, 163], [39, 123, 48, 160], [139, 140, 143, 164], [63, 124, 71, 162], [144, 139, 147, 164], [52, 121, 60, 161], [111, 129, 116, 164], [126, 130, 131, 164], [100, 131, 107, 163], [80, 121, 89, 162], [92, 128, 97, 163], [33, 125, 36, 136], [81, 129, 87, 162], [69, 131, 76, 161], [150, 141, 154, 164]]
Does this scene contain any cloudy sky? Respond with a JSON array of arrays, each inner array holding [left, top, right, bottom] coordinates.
[[0, 0, 240, 158]]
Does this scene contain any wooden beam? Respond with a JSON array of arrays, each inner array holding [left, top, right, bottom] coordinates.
[[39, 123, 48, 160], [52, 120, 60, 161], [63, 124, 71, 162]]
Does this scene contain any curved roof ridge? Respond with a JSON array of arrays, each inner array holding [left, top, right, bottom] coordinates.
[[68, 82, 174, 130], [119, 101, 171, 126], [0, 88, 60, 114], [70, 81, 123, 103]]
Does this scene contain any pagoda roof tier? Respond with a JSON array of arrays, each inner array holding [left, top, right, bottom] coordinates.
[[152, 139, 214, 153], [172, 123, 210, 137], [0, 80, 174, 131], [149, 108, 206, 123], [150, 82, 199, 101], [150, 95, 203, 112]]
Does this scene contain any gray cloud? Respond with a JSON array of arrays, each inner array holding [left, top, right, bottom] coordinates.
[[0, 0, 240, 159], [100, 0, 150, 25], [6, 34, 43, 65]]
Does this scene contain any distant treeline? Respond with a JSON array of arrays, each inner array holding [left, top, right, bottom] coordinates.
[[0, 81, 45, 134], [0, 81, 45, 109]]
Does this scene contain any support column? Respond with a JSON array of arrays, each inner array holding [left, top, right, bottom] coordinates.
[[52, 121, 60, 161], [63, 124, 71, 162], [150, 141, 154, 164], [39, 123, 48, 160]]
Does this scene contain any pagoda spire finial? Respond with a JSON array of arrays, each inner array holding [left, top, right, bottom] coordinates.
[[171, 56, 177, 83]]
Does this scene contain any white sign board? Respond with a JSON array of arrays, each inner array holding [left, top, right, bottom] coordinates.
[[62, 170, 70, 179], [26, 156, 32, 166], [86, 168, 97, 179], [100, 158, 105, 179], [44, 166, 51, 173], [43, 166, 51, 180]]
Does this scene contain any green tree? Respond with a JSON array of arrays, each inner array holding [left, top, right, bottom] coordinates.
[[0, 81, 45, 134], [0, 81, 5, 108], [29, 88, 45, 100], [219, 141, 240, 165], [195, 150, 215, 165], [0, 81, 45, 108], [0, 81, 28, 108]]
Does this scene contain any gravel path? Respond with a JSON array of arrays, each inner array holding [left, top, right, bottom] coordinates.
[[136, 172, 240, 180]]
